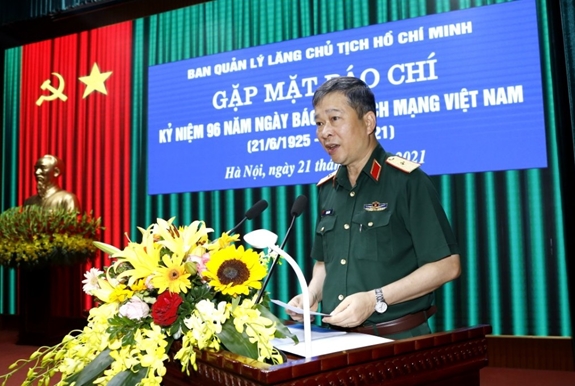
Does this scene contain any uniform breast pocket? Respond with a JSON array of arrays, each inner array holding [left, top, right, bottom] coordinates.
[[315, 215, 337, 261], [352, 210, 392, 261]]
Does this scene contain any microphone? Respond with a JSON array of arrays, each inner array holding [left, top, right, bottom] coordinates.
[[227, 199, 268, 235], [255, 195, 308, 303], [280, 195, 308, 249]]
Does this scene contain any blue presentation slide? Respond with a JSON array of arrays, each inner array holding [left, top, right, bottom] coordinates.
[[148, 0, 546, 194]]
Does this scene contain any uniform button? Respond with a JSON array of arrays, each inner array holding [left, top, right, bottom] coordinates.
[[321, 226, 325, 232], [340, 259, 346, 265], [368, 222, 373, 227], [344, 224, 350, 230], [338, 294, 344, 301], [350, 191, 355, 197]]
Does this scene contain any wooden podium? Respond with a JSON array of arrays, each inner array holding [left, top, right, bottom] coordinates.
[[164, 324, 491, 386]]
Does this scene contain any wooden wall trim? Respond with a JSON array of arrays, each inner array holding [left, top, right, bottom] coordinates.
[[487, 335, 574, 371]]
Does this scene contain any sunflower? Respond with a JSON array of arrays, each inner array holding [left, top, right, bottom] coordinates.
[[152, 253, 192, 294], [203, 245, 267, 296]]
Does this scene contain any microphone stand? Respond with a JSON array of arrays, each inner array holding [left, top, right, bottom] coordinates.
[[244, 229, 313, 359], [226, 199, 268, 235], [254, 215, 296, 304], [254, 195, 306, 304], [226, 217, 247, 235]]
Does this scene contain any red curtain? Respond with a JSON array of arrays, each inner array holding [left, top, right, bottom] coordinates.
[[17, 22, 133, 314]]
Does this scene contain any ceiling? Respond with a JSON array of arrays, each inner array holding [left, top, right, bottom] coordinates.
[[0, 0, 208, 49]]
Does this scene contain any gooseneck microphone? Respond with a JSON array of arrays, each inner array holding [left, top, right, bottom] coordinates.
[[280, 195, 308, 249], [226, 199, 268, 235], [255, 195, 308, 303]]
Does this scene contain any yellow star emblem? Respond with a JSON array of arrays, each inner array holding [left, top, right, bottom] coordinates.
[[78, 63, 113, 98]]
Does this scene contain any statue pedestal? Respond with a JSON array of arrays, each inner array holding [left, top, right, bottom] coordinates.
[[17, 264, 86, 346]]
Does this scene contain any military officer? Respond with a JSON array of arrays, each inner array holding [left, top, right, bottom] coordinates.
[[287, 77, 461, 339]]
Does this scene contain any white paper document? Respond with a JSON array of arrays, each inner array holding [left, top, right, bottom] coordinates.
[[271, 299, 331, 317], [272, 324, 393, 357]]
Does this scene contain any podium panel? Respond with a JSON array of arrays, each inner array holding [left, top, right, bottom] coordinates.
[[164, 325, 491, 386]]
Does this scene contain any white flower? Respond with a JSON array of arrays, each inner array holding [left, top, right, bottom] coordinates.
[[182, 300, 228, 352], [82, 267, 103, 294], [119, 296, 150, 320]]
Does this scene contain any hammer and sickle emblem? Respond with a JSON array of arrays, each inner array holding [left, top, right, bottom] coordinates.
[[35, 72, 68, 106]]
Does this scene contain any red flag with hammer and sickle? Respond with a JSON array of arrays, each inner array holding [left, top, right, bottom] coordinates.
[[17, 21, 133, 315]]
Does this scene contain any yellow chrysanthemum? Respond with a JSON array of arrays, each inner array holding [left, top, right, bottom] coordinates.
[[203, 245, 267, 296], [131, 279, 148, 292], [108, 284, 134, 303], [151, 253, 191, 294]]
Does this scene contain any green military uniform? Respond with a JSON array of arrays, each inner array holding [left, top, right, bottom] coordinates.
[[311, 144, 459, 335]]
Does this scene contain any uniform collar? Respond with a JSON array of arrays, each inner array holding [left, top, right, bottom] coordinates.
[[363, 144, 387, 182], [334, 144, 387, 188]]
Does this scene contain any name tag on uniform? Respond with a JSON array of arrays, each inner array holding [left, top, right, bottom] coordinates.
[[364, 201, 387, 211], [321, 209, 334, 216]]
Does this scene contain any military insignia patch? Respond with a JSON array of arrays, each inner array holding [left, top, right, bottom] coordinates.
[[364, 201, 388, 211], [370, 160, 382, 181], [321, 209, 334, 216]]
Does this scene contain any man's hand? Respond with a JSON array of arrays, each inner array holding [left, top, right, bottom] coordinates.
[[286, 261, 326, 322], [286, 294, 319, 322], [321, 291, 375, 328]]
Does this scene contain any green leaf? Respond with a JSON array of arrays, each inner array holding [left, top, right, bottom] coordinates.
[[256, 304, 298, 344], [0, 206, 102, 267], [218, 321, 259, 360], [169, 321, 181, 336], [107, 367, 148, 386], [106, 314, 141, 346], [63, 349, 113, 385]]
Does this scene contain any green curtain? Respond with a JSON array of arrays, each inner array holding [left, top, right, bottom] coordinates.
[[128, 0, 570, 336], [0, 47, 20, 314], [559, 0, 575, 149]]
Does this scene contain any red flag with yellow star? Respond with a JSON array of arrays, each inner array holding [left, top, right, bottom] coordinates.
[[17, 21, 133, 315]]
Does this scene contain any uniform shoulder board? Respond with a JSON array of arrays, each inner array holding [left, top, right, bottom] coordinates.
[[317, 170, 337, 186], [385, 156, 420, 173]]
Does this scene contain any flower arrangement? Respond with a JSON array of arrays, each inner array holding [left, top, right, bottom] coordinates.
[[1, 217, 296, 386], [0, 206, 102, 267]]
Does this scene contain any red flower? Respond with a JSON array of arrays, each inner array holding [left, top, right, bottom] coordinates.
[[151, 291, 183, 326]]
